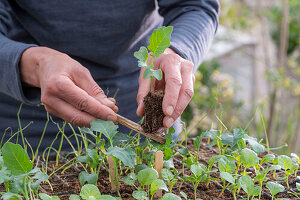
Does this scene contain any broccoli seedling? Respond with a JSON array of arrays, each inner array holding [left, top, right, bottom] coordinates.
[[134, 26, 173, 89]]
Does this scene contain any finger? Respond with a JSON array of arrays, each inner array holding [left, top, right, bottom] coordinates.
[[54, 76, 117, 122], [136, 68, 151, 117], [71, 66, 116, 109], [44, 97, 95, 127], [164, 61, 194, 128], [155, 54, 182, 117]]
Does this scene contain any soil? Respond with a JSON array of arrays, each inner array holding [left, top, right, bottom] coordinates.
[[142, 90, 165, 133]]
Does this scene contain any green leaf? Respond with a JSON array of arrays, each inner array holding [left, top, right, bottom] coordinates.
[[134, 46, 149, 68], [135, 164, 149, 174], [191, 164, 205, 177], [132, 190, 148, 200], [220, 172, 235, 184], [218, 158, 236, 174], [193, 136, 202, 150], [107, 146, 136, 167], [121, 172, 136, 186], [30, 171, 48, 191], [147, 26, 173, 58], [261, 154, 275, 164], [180, 191, 188, 200], [143, 68, 163, 80], [2, 192, 22, 200], [2, 142, 33, 175], [79, 171, 98, 186], [150, 179, 168, 196], [69, 194, 81, 200], [39, 193, 60, 200], [177, 147, 189, 156], [278, 155, 293, 170], [99, 195, 118, 200], [80, 184, 101, 200], [163, 159, 174, 169], [161, 169, 174, 181], [90, 119, 118, 141], [296, 182, 300, 191], [266, 182, 285, 196], [238, 176, 254, 195], [0, 166, 11, 184], [240, 148, 259, 169], [137, 168, 158, 186], [161, 193, 181, 200], [244, 135, 265, 153]]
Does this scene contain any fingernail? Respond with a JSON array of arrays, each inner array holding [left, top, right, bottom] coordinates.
[[104, 98, 114, 105], [106, 114, 115, 122], [166, 117, 174, 128], [166, 106, 174, 116]]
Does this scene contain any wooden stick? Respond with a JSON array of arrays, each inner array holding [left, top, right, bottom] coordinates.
[[108, 156, 119, 192], [155, 150, 164, 198], [116, 114, 166, 144]]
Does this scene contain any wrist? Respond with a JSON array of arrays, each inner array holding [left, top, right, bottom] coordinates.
[[19, 47, 60, 88]]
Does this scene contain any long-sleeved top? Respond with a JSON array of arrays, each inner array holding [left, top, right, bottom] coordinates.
[[0, 0, 219, 150]]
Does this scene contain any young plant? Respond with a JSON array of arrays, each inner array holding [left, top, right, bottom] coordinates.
[[89, 119, 137, 196], [266, 182, 285, 200], [238, 175, 261, 200], [123, 167, 168, 200], [1, 142, 48, 200], [161, 168, 181, 192], [254, 164, 281, 200], [219, 172, 240, 200], [288, 182, 300, 198], [69, 184, 121, 200], [239, 148, 259, 174], [134, 26, 173, 88], [183, 164, 214, 200], [277, 155, 298, 189]]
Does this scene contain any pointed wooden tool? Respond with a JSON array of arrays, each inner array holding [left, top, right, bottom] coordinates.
[[116, 114, 166, 144]]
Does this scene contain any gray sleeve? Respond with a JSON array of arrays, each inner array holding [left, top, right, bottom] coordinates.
[[0, 1, 39, 105], [158, 0, 219, 71]]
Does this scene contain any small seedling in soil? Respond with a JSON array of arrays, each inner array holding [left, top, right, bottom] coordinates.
[[134, 26, 173, 134], [277, 155, 299, 189], [266, 181, 285, 200], [238, 175, 261, 200]]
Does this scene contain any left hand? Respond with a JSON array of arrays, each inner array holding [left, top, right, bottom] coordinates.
[[136, 48, 195, 128]]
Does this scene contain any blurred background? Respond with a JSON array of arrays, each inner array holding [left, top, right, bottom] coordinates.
[[182, 0, 300, 154]]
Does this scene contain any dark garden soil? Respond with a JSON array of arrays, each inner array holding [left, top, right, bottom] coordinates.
[[142, 90, 165, 133], [0, 139, 299, 199]]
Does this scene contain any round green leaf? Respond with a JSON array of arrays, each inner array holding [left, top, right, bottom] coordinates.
[[137, 168, 158, 186], [80, 184, 101, 200], [266, 182, 284, 196], [220, 172, 235, 184], [278, 155, 293, 170], [150, 179, 168, 196], [162, 193, 181, 200], [240, 148, 258, 169], [132, 190, 148, 200]]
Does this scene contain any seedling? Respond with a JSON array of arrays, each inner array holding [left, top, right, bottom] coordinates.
[[183, 164, 214, 200], [161, 168, 181, 192], [239, 148, 259, 174], [69, 184, 121, 200], [134, 26, 173, 89], [266, 182, 285, 200], [1, 142, 48, 200], [238, 175, 261, 200], [277, 155, 298, 189]]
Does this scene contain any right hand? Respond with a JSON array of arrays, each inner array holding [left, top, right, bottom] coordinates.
[[20, 47, 118, 127]]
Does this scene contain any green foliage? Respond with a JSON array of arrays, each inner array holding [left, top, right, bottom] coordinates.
[[90, 120, 118, 144], [134, 26, 173, 81], [39, 193, 60, 200], [147, 26, 173, 58], [79, 171, 98, 186], [137, 168, 158, 186], [161, 193, 181, 200], [2, 142, 33, 175], [80, 184, 101, 200], [238, 176, 261, 199], [239, 148, 259, 169], [132, 190, 148, 200], [266, 182, 285, 198], [107, 146, 136, 167]]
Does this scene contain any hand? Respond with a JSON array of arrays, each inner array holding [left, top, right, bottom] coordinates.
[[136, 48, 195, 128], [20, 47, 118, 127]]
